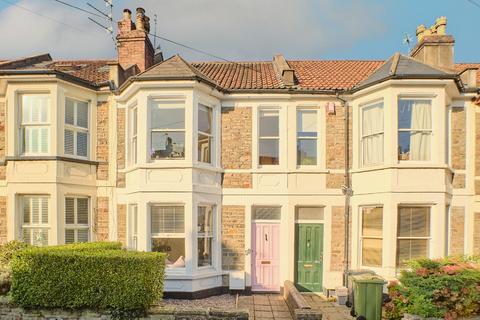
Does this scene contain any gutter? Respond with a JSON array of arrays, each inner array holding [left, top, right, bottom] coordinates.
[[0, 69, 101, 90]]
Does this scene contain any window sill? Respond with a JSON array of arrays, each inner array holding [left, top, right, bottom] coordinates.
[[3, 156, 100, 166], [165, 269, 222, 280], [352, 163, 450, 173]]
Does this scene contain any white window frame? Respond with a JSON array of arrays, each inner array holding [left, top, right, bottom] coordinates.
[[64, 97, 89, 159], [64, 196, 90, 244], [19, 94, 50, 156], [197, 104, 214, 165], [258, 109, 280, 166], [129, 105, 138, 165], [149, 101, 186, 160], [360, 101, 384, 166], [197, 204, 215, 268], [296, 109, 318, 166], [397, 98, 433, 162], [128, 204, 138, 250], [360, 206, 383, 268], [20, 195, 49, 246], [396, 206, 431, 268]]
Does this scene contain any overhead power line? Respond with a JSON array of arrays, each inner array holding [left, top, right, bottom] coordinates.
[[467, 0, 480, 8], [52, 0, 106, 19]]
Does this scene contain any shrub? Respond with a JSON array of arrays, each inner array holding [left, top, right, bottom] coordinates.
[[10, 244, 166, 311], [385, 256, 480, 320], [47, 241, 123, 252], [0, 241, 30, 294]]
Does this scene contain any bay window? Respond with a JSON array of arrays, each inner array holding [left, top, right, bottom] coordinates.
[[198, 104, 213, 164], [398, 99, 432, 161], [297, 110, 317, 165], [20, 94, 50, 155], [151, 205, 185, 268], [259, 110, 279, 165], [396, 206, 430, 267], [64, 98, 89, 158], [65, 197, 89, 243], [197, 205, 214, 267], [361, 206, 383, 267], [150, 101, 185, 160], [21, 195, 49, 246], [361, 102, 384, 165]]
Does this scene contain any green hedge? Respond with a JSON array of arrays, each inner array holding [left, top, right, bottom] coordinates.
[[46, 241, 123, 252], [10, 243, 166, 311]]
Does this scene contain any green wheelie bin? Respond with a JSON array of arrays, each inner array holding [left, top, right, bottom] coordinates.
[[350, 275, 386, 320]]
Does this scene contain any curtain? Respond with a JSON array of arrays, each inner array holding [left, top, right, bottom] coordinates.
[[410, 101, 431, 160], [362, 103, 384, 165]]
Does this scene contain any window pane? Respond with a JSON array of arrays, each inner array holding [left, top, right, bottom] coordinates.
[[152, 238, 185, 266], [398, 131, 411, 160], [297, 139, 317, 165], [397, 239, 428, 267], [64, 129, 74, 155], [295, 207, 324, 220], [77, 229, 89, 242], [151, 132, 185, 159], [363, 134, 384, 165], [198, 237, 212, 267], [151, 103, 184, 129], [77, 132, 88, 157], [253, 207, 281, 220], [297, 110, 317, 137], [76, 101, 88, 128], [198, 206, 213, 234], [259, 139, 279, 165], [398, 100, 431, 130], [65, 198, 75, 224], [132, 108, 138, 135], [362, 103, 384, 136], [77, 198, 89, 224], [65, 229, 75, 244], [41, 198, 48, 224], [151, 206, 185, 234], [362, 207, 383, 237], [32, 229, 48, 246], [23, 197, 30, 224], [31, 197, 39, 224], [362, 238, 382, 267], [398, 207, 430, 237], [65, 99, 75, 125], [198, 134, 211, 163], [39, 128, 48, 153], [259, 110, 279, 137], [22, 95, 49, 124], [198, 104, 212, 134]]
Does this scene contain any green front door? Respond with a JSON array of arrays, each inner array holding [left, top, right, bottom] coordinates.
[[295, 223, 323, 292]]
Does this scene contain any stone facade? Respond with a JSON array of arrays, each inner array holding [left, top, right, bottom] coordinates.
[[221, 107, 252, 169], [96, 101, 109, 180], [221, 205, 245, 271], [95, 197, 109, 241], [476, 112, 480, 177], [223, 173, 252, 188], [330, 206, 351, 272], [117, 204, 127, 246], [451, 108, 466, 170], [0, 197, 6, 244], [116, 108, 126, 188], [449, 206, 465, 255], [326, 173, 344, 189], [452, 173, 466, 189], [326, 106, 352, 170], [474, 212, 480, 255], [0, 102, 6, 180]]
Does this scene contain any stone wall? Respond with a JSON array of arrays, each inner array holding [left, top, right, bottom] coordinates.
[[223, 173, 252, 188], [475, 112, 480, 195], [221, 205, 245, 271], [449, 206, 465, 255], [96, 101, 109, 180], [221, 107, 252, 170], [0, 196, 6, 244], [0, 101, 6, 180], [330, 206, 351, 272], [117, 204, 127, 246], [451, 108, 466, 170], [116, 108, 126, 188], [326, 105, 352, 170], [326, 173, 344, 189], [95, 197, 109, 241]]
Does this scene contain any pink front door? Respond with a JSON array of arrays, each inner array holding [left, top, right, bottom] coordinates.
[[252, 223, 280, 292]]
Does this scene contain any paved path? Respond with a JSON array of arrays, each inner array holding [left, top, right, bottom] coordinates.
[[237, 293, 351, 320]]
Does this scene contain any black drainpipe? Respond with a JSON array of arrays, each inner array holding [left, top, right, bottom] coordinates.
[[336, 92, 351, 287]]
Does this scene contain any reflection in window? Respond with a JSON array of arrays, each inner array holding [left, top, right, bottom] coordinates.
[[295, 207, 324, 221], [65, 197, 89, 244], [297, 110, 317, 165], [396, 207, 430, 267], [197, 205, 214, 267], [398, 99, 432, 161], [259, 110, 279, 165], [361, 206, 383, 267], [150, 102, 185, 160], [253, 207, 281, 220], [21, 196, 49, 246], [198, 104, 213, 163]]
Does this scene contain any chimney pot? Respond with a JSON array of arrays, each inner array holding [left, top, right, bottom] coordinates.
[[136, 7, 146, 31], [435, 16, 447, 35], [122, 9, 131, 21], [416, 24, 426, 42]]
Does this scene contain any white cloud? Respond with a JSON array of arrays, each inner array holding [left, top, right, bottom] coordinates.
[[0, 0, 385, 61]]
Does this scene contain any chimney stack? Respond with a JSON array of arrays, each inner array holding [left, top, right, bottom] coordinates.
[[116, 7, 154, 73], [410, 16, 454, 71]]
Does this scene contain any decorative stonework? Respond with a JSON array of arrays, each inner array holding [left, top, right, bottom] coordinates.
[[96, 101, 109, 180], [221, 205, 245, 271], [96, 197, 109, 241], [116, 108, 126, 188], [449, 206, 465, 255], [221, 107, 252, 170], [223, 173, 252, 188]]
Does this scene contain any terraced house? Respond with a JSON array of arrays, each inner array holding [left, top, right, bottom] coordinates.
[[0, 8, 479, 298]]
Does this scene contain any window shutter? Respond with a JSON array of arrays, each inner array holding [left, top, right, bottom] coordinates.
[[23, 197, 30, 223], [151, 206, 184, 233], [65, 198, 75, 224], [39, 127, 48, 153], [76, 101, 88, 128], [41, 197, 48, 223], [77, 132, 88, 157], [64, 129, 74, 155], [31, 197, 39, 224], [65, 99, 75, 125], [77, 229, 89, 242], [65, 229, 75, 244], [77, 198, 89, 224]]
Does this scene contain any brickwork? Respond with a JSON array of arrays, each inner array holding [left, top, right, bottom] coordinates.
[[326, 106, 352, 170], [95, 197, 109, 241], [474, 212, 480, 255], [476, 113, 480, 176], [452, 173, 465, 189], [449, 206, 465, 255], [117, 204, 127, 246], [330, 206, 351, 272], [221, 205, 245, 271], [96, 101, 109, 180], [116, 108, 126, 188], [0, 102, 6, 180], [476, 180, 480, 195], [221, 107, 252, 169], [0, 197, 6, 244], [451, 108, 466, 170], [326, 173, 344, 189], [222, 173, 252, 188]]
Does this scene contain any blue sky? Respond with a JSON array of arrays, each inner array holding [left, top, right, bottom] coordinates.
[[0, 0, 478, 62]]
